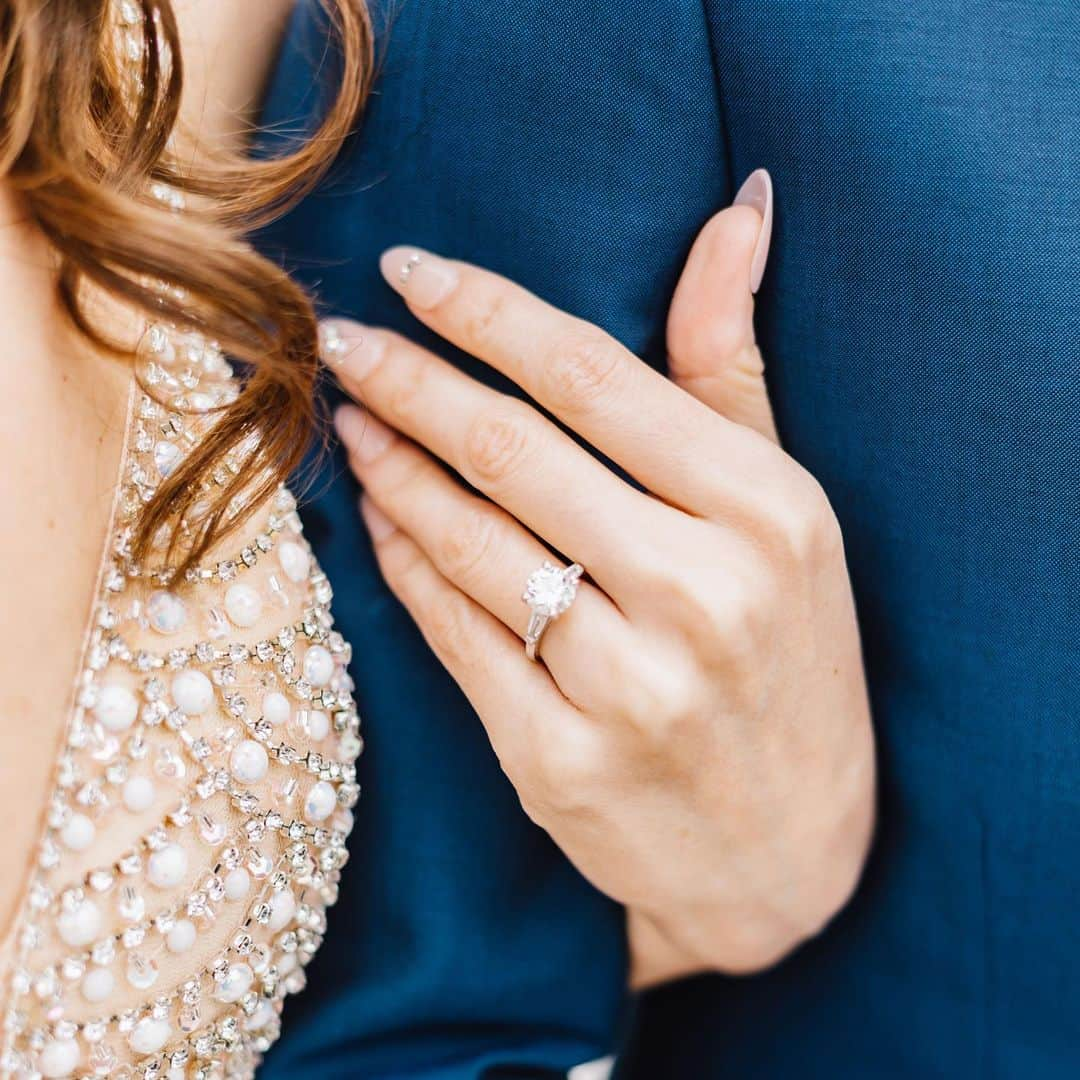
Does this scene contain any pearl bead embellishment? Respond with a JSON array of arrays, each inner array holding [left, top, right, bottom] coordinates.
[[38, 1038, 80, 1078], [304, 780, 337, 823], [60, 813, 95, 851], [224, 582, 263, 627], [306, 709, 330, 741], [57, 898, 102, 947], [129, 1017, 172, 1055], [247, 1000, 277, 1032], [171, 669, 214, 715], [122, 775, 155, 813], [262, 690, 291, 726], [224, 867, 250, 900], [146, 588, 187, 634], [267, 889, 296, 932], [147, 842, 188, 889], [215, 962, 254, 1003], [230, 739, 269, 784], [94, 683, 138, 732], [303, 645, 335, 687], [166, 918, 197, 953], [82, 967, 115, 1003], [278, 540, 311, 583], [153, 439, 182, 478]]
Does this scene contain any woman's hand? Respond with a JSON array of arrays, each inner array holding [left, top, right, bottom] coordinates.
[[324, 171, 875, 983]]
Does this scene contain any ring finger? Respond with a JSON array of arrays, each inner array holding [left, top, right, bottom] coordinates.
[[336, 405, 635, 713], [323, 320, 678, 607]]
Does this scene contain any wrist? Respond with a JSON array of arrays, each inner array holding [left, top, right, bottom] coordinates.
[[629, 741, 876, 982]]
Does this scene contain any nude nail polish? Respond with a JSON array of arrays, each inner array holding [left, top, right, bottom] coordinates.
[[333, 405, 365, 445], [732, 169, 774, 294], [319, 320, 385, 378], [379, 246, 459, 309], [334, 407, 394, 463]]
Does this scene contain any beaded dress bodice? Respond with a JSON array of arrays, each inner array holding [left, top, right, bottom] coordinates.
[[0, 319, 362, 1079]]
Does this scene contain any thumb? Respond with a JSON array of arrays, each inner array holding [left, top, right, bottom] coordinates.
[[667, 168, 779, 444]]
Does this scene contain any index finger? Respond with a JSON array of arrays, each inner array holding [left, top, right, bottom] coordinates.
[[378, 246, 783, 516]]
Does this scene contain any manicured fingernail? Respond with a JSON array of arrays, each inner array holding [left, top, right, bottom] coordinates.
[[379, 246, 458, 309], [360, 496, 397, 541], [732, 168, 773, 294], [319, 319, 385, 378], [334, 406, 394, 463]]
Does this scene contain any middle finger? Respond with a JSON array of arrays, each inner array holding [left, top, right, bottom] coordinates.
[[335, 405, 635, 713], [326, 319, 680, 602]]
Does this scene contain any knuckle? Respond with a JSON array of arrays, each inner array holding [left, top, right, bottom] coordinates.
[[768, 471, 843, 566], [464, 402, 533, 485], [366, 440, 417, 489], [713, 604, 764, 671], [361, 448, 427, 513], [702, 327, 761, 377], [383, 355, 429, 426], [542, 328, 626, 411], [614, 647, 706, 737], [657, 559, 772, 665], [528, 731, 602, 815], [714, 918, 799, 975], [809, 484, 845, 557], [669, 572, 731, 635], [463, 287, 510, 349], [378, 533, 426, 588], [437, 505, 499, 584], [422, 592, 482, 669], [710, 570, 777, 665]]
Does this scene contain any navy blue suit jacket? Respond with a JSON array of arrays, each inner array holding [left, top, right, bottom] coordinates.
[[258, 2, 1080, 1076]]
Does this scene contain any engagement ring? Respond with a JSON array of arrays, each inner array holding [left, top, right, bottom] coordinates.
[[522, 561, 583, 662]]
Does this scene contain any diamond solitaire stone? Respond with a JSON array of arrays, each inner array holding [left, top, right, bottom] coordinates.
[[523, 562, 582, 617], [522, 562, 584, 662]]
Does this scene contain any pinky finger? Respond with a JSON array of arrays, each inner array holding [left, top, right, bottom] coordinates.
[[363, 498, 578, 768]]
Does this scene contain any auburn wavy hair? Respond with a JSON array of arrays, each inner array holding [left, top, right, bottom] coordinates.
[[0, 0, 371, 572]]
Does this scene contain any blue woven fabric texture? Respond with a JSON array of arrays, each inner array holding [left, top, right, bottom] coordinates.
[[257, 1, 1080, 1076]]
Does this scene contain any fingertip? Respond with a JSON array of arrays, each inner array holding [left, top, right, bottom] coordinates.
[[696, 204, 764, 268], [318, 320, 351, 366], [335, 408, 395, 464], [666, 172, 780, 441], [333, 403, 365, 445], [732, 169, 773, 293], [379, 246, 418, 288], [379, 246, 459, 309], [733, 168, 772, 219], [684, 173, 772, 298]]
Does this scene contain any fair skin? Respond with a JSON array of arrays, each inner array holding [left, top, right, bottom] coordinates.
[[327, 206, 875, 984], [0, 189, 131, 954], [1, 0, 874, 987]]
